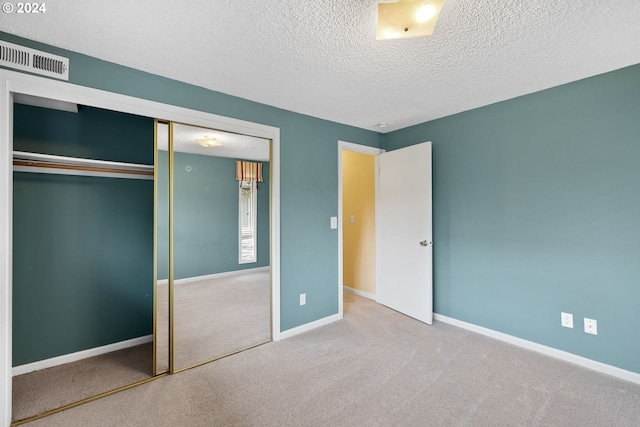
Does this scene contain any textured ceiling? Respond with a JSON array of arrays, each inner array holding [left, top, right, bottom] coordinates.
[[157, 122, 270, 161], [3, 0, 640, 132]]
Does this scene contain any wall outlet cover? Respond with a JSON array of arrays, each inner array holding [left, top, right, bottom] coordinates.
[[561, 312, 573, 328], [300, 293, 306, 306]]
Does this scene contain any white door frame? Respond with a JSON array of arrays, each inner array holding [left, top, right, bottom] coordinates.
[[0, 68, 281, 426], [337, 141, 385, 318]]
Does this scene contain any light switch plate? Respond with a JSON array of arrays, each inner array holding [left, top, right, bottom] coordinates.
[[300, 293, 306, 306], [330, 216, 337, 229], [350, 215, 355, 224]]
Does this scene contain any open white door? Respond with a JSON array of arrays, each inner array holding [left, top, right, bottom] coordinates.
[[377, 142, 432, 324]]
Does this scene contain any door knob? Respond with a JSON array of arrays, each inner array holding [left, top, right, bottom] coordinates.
[[419, 240, 431, 246]]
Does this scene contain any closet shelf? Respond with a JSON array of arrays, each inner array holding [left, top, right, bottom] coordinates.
[[13, 151, 154, 179]]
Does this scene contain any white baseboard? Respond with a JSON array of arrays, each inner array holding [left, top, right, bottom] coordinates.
[[433, 314, 640, 385], [280, 313, 342, 340], [343, 285, 375, 300], [12, 335, 153, 376], [158, 266, 270, 286]]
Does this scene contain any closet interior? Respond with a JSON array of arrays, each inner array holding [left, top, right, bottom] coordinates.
[[12, 101, 156, 423], [11, 99, 272, 424]]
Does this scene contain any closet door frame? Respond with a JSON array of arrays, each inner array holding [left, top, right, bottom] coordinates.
[[0, 68, 282, 426]]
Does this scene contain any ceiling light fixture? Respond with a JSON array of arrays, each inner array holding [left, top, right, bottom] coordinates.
[[384, 29, 401, 39], [377, 0, 444, 40], [415, 4, 438, 23], [195, 136, 223, 147]]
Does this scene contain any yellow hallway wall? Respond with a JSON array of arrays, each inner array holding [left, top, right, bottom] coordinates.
[[342, 150, 375, 295]]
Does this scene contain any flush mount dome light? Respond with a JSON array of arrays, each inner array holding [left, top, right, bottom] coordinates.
[[415, 4, 438, 22], [377, 0, 444, 40], [195, 136, 223, 147]]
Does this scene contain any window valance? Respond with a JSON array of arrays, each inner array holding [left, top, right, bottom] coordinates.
[[235, 161, 263, 183]]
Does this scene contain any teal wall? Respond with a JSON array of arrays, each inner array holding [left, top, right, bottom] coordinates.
[[1, 32, 384, 332], [12, 103, 153, 164], [385, 64, 640, 374], [13, 104, 153, 365], [4, 32, 639, 374], [157, 151, 270, 279]]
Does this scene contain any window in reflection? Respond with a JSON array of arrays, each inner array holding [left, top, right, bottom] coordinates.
[[163, 122, 272, 372]]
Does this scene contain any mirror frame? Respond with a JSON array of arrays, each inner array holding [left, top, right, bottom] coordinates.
[[166, 121, 273, 373]]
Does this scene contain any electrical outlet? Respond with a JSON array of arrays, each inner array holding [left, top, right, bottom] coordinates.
[[300, 293, 306, 306], [561, 312, 573, 328], [584, 318, 597, 335]]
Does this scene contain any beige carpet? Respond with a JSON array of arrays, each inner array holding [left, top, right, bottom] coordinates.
[[13, 269, 271, 423], [21, 292, 640, 426], [157, 269, 271, 371], [12, 343, 152, 422]]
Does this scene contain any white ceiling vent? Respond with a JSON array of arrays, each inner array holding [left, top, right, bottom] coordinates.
[[0, 40, 69, 81]]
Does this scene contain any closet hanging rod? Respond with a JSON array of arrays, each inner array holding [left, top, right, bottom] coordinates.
[[13, 151, 154, 176], [12, 160, 154, 176]]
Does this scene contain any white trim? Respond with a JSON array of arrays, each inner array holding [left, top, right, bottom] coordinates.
[[12, 335, 153, 377], [433, 314, 640, 385], [339, 141, 385, 156], [157, 266, 270, 286], [270, 133, 281, 342], [0, 74, 13, 427], [0, 67, 282, 424], [343, 285, 376, 300], [337, 140, 384, 321], [279, 313, 342, 340], [374, 155, 381, 312]]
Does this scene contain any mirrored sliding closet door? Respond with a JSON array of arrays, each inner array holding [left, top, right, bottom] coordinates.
[[165, 122, 272, 372], [9, 94, 273, 425], [155, 120, 170, 374]]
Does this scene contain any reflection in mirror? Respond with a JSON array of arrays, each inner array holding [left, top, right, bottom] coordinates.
[[160, 122, 271, 372], [154, 121, 170, 374]]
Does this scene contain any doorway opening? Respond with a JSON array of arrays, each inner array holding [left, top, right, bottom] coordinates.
[[337, 141, 384, 318], [337, 140, 434, 324]]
